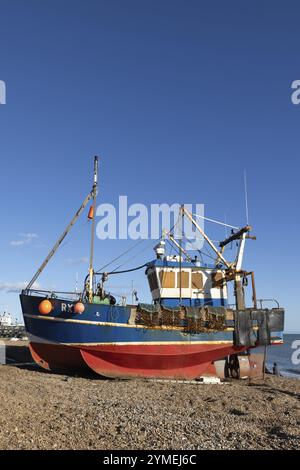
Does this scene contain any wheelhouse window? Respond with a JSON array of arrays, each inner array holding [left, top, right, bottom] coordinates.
[[159, 271, 175, 288], [211, 271, 224, 288], [177, 271, 189, 288], [192, 271, 203, 290]]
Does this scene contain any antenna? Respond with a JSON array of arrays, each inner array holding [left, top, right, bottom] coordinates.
[[75, 272, 79, 293], [244, 170, 249, 225], [131, 280, 134, 305]]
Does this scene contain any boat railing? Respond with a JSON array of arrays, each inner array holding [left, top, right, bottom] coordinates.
[[226, 303, 237, 310], [226, 299, 280, 310], [24, 288, 82, 301], [256, 298, 280, 309]]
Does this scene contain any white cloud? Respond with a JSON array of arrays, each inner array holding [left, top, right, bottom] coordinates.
[[0, 281, 41, 293], [10, 240, 27, 247], [66, 256, 89, 266], [19, 233, 38, 239], [10, 233, 38, 247]]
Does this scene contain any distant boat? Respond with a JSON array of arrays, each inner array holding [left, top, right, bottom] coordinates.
[[0, 310, 26, 338], [20, 157, 285, 379], [0, 311, 12, 327]]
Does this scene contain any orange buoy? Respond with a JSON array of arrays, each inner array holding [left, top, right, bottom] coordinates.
[[39, 299, 53, 315], [88, 206, 94, 220], [74, 302, 85, 314]]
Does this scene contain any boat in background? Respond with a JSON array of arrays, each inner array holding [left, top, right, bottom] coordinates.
[[0, 311, 12, 327], [0, 310, 26, 338], [20, 157, 284, 379]]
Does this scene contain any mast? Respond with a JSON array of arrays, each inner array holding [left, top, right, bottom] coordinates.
[[220, 227, 251, 310], [179, 209, 184, 306], [88, 156, 98, 303], [24, 156, 99, 294]]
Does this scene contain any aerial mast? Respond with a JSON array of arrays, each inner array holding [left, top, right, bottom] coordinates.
[[88, 156, 99, 303]]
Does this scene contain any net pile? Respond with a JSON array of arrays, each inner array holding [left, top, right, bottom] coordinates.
[[160, 306, 183, 327], [136, 303, 160, 327], [184, 306, 227, 334], [136, 304, 228, 332]]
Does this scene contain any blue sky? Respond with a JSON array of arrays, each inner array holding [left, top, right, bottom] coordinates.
[[0, 0, 299, 331]]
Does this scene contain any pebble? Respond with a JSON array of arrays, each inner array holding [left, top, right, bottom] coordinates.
[[0, 364, 299, 450]]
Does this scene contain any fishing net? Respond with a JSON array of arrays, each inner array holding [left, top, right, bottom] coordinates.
[[136, 303, 227, 332], [160, 305, 183, 327], [136, 303, 160, 326], [184, 306, 227, 334], [205, 307, 227, 331], [184, 307, 206, 334]]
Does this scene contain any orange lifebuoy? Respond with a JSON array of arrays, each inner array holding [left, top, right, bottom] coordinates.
[[74, 302, 85, 314], [39, 299, 53, 315]]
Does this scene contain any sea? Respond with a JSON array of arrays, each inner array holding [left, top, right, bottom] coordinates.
[[255, 334, 300, 379]]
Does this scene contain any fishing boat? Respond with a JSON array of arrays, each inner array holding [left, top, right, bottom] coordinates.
[[20, 157, 284, 379]]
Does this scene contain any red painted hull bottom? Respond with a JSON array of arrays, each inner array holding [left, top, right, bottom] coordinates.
[[29, 342, 250, 379], [29, 343, 90, 373]]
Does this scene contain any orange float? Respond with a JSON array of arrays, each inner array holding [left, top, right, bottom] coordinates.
[[38, 299, 53, 315], [74, 302, 85, 314], [88, 206, 94, 220]]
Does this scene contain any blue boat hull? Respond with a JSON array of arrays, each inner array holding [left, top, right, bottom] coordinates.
[[20, 294, 282, 379]]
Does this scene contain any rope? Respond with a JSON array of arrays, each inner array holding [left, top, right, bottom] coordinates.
[[96, 262, 148, 276]]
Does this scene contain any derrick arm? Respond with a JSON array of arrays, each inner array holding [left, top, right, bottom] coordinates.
[[24, 190, 94, 292], [219, 225, 252, 249]]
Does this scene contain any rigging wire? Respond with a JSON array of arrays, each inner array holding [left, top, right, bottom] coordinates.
[[95, 237, 146, 273], [165, 237, 179, 258], [94, 209, 229, 284], [192, 213, 239, 230], [181, 231, 222, 265], [181, 230, 204, 264], [96, 217, 181, 275], [110, 237, 163, 273], [157, 212, 182, 301]]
